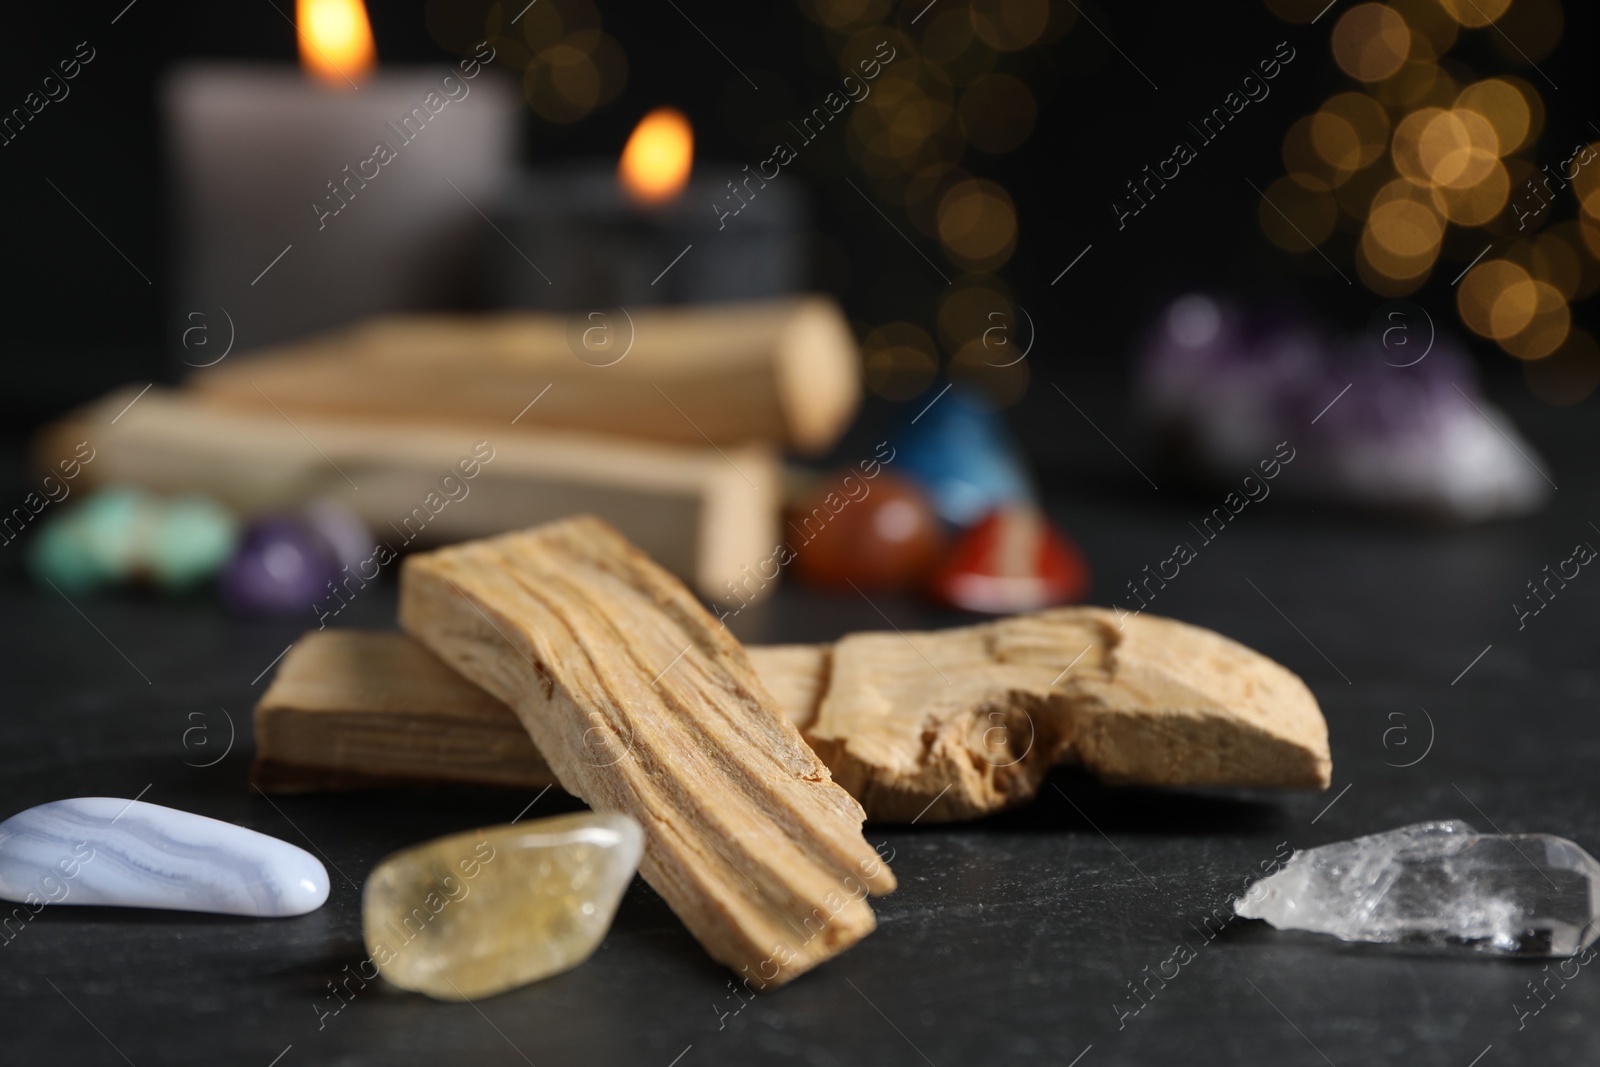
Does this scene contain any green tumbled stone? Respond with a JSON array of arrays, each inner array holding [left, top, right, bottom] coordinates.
[[362, 811, 643, 1000]]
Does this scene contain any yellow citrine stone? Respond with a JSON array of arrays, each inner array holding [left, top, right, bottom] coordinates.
[[362, 811, 643, 1000]]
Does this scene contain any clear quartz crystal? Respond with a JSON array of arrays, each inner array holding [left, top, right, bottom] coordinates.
[[1235, 821, 1600, 956]]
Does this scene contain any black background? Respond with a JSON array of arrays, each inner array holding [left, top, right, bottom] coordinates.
[[3, 0, 1595, 434]]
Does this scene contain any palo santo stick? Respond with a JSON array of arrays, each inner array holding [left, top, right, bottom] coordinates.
[[38, 387, 777, 603], [808, 608, 1331, 822], [251, 630, 827, 793], [252, 630, 557, 792], [398, 516, 893, 984], [189, 297, 861, 453]]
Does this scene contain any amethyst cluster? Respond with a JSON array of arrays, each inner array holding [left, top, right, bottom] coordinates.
[[1137, 294, 1550, 522]]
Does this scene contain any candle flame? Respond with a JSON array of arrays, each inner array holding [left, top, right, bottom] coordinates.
[[297, 0, 377, 88], [619, 108, 694, 206]]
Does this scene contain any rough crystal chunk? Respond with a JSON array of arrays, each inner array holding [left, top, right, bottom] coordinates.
[[363, 811, 643, 999], [1235, 820, 1600, 956]]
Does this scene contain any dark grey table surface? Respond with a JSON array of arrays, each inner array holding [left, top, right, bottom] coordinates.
[[1, 388, 1597, 1067]]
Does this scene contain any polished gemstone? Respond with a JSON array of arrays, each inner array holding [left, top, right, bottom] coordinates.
[[0, 797, 328, 917], [792, 472, 944, 592], [1236, 821, 1600, 956], [363, 811, 643, 1000], [930, 505, 1089, 613], [896, 388, 1033, 527]]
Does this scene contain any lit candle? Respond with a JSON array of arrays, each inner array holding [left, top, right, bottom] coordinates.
[[163, 0, 518, 352], [492, 107, 806, 310]]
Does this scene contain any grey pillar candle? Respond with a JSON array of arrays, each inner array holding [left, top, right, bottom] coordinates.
[[163, 55, 518, 354]]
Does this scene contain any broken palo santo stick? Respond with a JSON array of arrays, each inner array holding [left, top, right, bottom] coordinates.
[[808, 608, 1331, 823], [398, 516, 893, 984], [252, 630, 828, 794]]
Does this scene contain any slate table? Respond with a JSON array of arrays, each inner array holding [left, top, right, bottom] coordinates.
[[1, 390, 1596, 1067]]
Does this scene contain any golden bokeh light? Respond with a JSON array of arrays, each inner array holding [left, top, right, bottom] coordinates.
[[1368, 197, 1443, 260], [1332, 4, 1412, 82], [1373, 59, 1456, 111], [1457, 259, 1532, 337], [1388, 0, 1460, 58], [937, 278, 1015, 353], [1315, 93, 1390, 171], [520, 16, 627, 125], [862, 322, 939, 401], [1417, 108, 1498, 188], [1542, 223, 1600, 299], [1487, 276, 1541, 338], [1430, 160, 1509, 225], [1455, 79, 1532, 155], [1356, 237, 1430, 295], [920, 9, 998, 84], [1497, 280, 1570, 359], [903, 163, 968, 238], [969, 0, 1051, 51], [1391, 107, 1445, 185], [1573, 145, 1600, 218], [1436, 0, 1512, 27], [1335, 160, 1395, 220], [1285, 115, 1347, 190], [1260, 176, 1339, 251], [1310, 112, 1362, 171], [1507, 233, 1583, 301], [937, 179, 1017, 270]]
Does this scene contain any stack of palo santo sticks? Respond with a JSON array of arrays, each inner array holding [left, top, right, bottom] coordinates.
[[38, 297, 861, 602], [255, 514, 1332, 984]]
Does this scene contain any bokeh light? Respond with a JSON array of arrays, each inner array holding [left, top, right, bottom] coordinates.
[[1435, 0, 1512, 27], [1496, 280, 1570, 360], [1417, 108, 1498, 188], [862, 322, 939, 401], [937, 179, 1017, 270], [1455, 79, 1532, 155], [968, 0, 1051, 51], [1332, 4, 1412, 82], [1265, 0, 1586, 404], [1458, 259, 1533, 337], [937, 278, 1016, 353], [1429, 160, 1509, 225], [1314, 93, 1390, 171]]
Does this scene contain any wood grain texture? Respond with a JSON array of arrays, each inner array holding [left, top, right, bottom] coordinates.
[[397, 516, 892, 984], [252, 630, 557, 791], [189, 297, 861, 453], [251, 630, 827, 793]]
